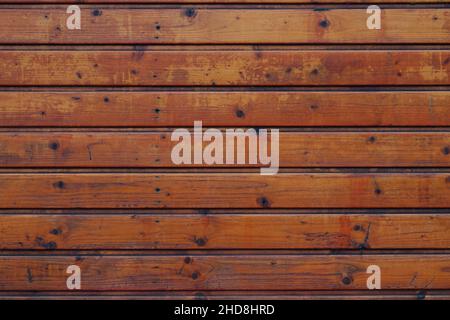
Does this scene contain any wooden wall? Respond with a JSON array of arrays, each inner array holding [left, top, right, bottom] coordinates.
[[0, 1, 450, 300]]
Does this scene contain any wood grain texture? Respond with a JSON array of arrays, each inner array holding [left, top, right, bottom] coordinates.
[[0, 50, 449, 86], [2, 91, 450, 127], [2, 0, 450, 299], [1, 132, 450, 167], [1, 213, 450, 250], [1, 254, 450, 290], [0, 173, 449, 208], [1, 7, 450, 44]]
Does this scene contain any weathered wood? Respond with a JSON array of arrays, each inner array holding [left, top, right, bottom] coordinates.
[[1, 132, 450, 167], [0, 50, 448, 86], [0, 173, 449, 208], [1, 8, 450, 44], [1, 213, 450, 249], [1, 0, 450, 299], [2, 91, 450, 127], [1, 254, 450, 290]]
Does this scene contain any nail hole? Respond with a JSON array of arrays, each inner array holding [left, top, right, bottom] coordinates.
[[257, 196, 271, 208], [185, 8, 197, 18], [319, 19, 330, 28], [342, 277, 352, 285], [48, 142, 59, 151], [53, 181, 65, 189], [235, 109, 245, 118], [92, 9, 102, 16]]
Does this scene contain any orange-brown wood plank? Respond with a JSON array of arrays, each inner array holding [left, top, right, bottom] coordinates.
[[0, 173, 449, 208], [2, 213, 450, 250], [1, 132, 450, 167], [0, 50, 449, 86], [1, 7, 450, 44], [1, 254, 450, 290], [2, 91, 450, 127]]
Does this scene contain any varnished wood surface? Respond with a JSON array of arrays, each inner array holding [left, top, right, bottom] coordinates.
[[1, 91, 450, 127], [0, 50, 448, 86], [1, 1, 450, 299], [1, 254, 450, 291], [1, 132, 450, 167], [0, 173, 449, 208], [1, 213, 450, 249], [1, 7, 450, 44]]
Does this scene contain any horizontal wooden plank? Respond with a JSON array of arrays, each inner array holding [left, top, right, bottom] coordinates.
[[2, 213, 450, 249], [0, 50, 448, 86], [1, 254, 450, 290], [0, 173, 449, 208], [1, 132, 450, 167], [2, 91, 450, 127], [1, 8, 450, 44]]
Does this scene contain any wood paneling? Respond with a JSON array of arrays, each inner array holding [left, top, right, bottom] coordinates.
[[1, 1, 450, 299], [1, 8, 449, 44], [1, 254, 450, 290], [2, 91, 450, 127], [0, 173, 449, 208], [1, 132, 450, 167], [1, 214, 450, 250], [1, 50, 448, 86]]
